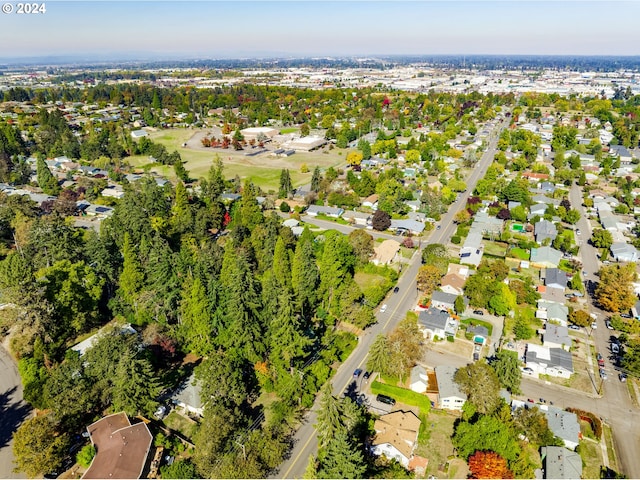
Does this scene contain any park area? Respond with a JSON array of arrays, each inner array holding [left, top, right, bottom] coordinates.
[[128, 128, 346, 191]]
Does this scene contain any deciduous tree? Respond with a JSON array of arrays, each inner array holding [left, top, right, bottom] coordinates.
[[468, 451, 514, 479]]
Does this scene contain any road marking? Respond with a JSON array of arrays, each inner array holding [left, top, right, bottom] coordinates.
[[282, 430, 316, 478]]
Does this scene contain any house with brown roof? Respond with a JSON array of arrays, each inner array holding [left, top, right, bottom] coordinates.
[[372, 239, 401, 266], [82, 412, 153, 479], [370, 411, 421, 468], [440, 272, 465, 296]]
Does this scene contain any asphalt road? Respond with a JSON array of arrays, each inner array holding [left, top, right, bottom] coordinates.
[[569, 183, 640, 477], [273, 117, 508, 478], [0, 345, 29, 479]]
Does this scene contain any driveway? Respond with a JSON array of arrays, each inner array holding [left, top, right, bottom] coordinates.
[[0, 345, 30, 479]]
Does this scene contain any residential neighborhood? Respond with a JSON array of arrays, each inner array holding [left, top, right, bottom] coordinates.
[[1, 55, 640, 480]]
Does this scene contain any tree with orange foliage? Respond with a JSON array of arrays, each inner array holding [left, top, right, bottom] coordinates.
[[468, 451, 513, 479]]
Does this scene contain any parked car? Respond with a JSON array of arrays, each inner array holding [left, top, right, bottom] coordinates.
[[393, 286, 400, 293], [599, 368, 607, 380], [353, 368, 363, 378], [612, 343, 620, 354], [619, 373, 627, 382], [473, 310, 484, 315], [591, 321, 598, 329], [363, 371, 371, 381], [606, 320, 614, 330], [522, 367, 534, 374], [376, 394, 396, 406], [576, 229, 581, 235], [620, 313, 632, 319], [569, 325, 581, 330], [380, 304, 388, 313], [154, 405, 168, 420], [598, 358, 605, 367]]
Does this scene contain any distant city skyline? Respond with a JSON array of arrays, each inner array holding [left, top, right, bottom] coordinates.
[[1, 1, 639, 60]]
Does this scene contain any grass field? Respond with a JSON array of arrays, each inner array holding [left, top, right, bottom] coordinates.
[[370, 380, 432, 412], [132, 128, 346, 191]]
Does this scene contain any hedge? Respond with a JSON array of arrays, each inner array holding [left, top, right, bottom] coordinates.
[[566, 407, 602, 439], [371, 380, 432, 412]]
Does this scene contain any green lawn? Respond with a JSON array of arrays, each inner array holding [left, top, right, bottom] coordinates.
[[163, 411, 199, 442], [483, 241, 508, 257], [578, 439, 603, 480], [509, 247, 530, 260], [370, 380, 432, 412], [132, 128, 346, 190], [413, 410, 461, 478], [460, 318, 493, 336]]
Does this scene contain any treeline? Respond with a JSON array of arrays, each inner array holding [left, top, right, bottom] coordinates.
[[1, 160, 390, 477]]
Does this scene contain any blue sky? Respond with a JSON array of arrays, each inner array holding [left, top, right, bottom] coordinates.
[[1, 1, 639, 59]]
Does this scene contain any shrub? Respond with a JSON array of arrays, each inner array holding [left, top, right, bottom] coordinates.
[[451, 235, 461, 244], [279, 201, 291, 213], [76, 445, 96, 468]]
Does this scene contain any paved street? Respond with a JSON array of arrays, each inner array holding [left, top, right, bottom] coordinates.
[[0, 345, 29, 479], [274, 117, 508, 478], [569, 183, 640, 477]]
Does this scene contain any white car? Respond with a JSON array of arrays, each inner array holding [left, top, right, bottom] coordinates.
[[591, 321, 598, 329], [380, 304, 388, 313]]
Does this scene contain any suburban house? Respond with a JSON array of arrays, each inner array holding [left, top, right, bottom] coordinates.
[[440, 272, 466, 296], [447, 263, 470, 278], [82, 412, 153, 479], [543, 407, 581, 450], [430, 291, 458, 312], [535, 220, 558, 244], [543, 324, 571, 351], [370, 411, 421, 468], [362, 194, 379, 210], [435, 365, 467, 411], [540, 445, 582, 479], [306, 205, 344, 218], [460, 231, 484, 267], [390, 219, 425, 236], [409, 365, 428, 393], [469, 325, 489, 346], [372, 239, 401, 266], [417, 307, 459, 340], [536, 301, 569, 326], [610, 242, 640, 262], [71, 324, 137, 357], [170, 372, 204, 417], [342, 210, 371, 226], [528, 203, 548, 220], [525, 344, 573, 378], [544, 268, 568, 290], [530, 246, 563, 268]]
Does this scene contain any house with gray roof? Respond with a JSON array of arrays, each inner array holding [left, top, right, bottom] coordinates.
[[431, 291, 458, 312], [543, 324, 571, 351], [170, 372, 203, 417], [599, 211, 619, 231], [540, 446, 582, 480], [544, 268, 567, 290], [460, 231, 484, 267], [470, 211, 503, 236], [537, 301, 569, 326], [530, 246, 562, 268], [543, 407, 580, 450], [535, 220, 558, 244], [528, 203, 548, 219], [525, 344, 573, 379], [390, 219, 425, 235], [409, 365, 428, 393], [417, 308, 459, 340], [306, 205, 344, 218], [611, 242, 639, 262], [435, 365, 466, 411]]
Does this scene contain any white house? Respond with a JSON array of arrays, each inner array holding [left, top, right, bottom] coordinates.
[[525, 344, 573, 379], [435, 365, 467, 411], [409, 365, 428, 393]]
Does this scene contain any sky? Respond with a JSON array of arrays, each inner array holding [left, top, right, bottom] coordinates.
[[1, 1, 639, 60]]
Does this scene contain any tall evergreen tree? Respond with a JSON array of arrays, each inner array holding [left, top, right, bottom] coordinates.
[[314, 383, 345, 448], [279, 169, 293, 198], [118, 232, 144, 313], [36, 157, 60, 195], [311, 167, 322, 193], [179, 275, 213, 356], [316, 429, 367, 479], [269, 290, 312, 375], [291, 228, 319, 317]]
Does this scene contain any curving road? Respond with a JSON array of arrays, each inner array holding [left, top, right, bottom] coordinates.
[[273, 117, 508, 478], [0, 345, 29, 479]]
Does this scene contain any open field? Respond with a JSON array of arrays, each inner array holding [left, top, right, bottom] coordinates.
[[130, 128, 346, 191]]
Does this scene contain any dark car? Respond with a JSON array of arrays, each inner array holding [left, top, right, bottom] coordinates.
[[393, 286, 400, 293], [473, 310, 484, 315], [353, 368, 363, 378], [363, 371, 371, 381], [376, 394, 396, 406]]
